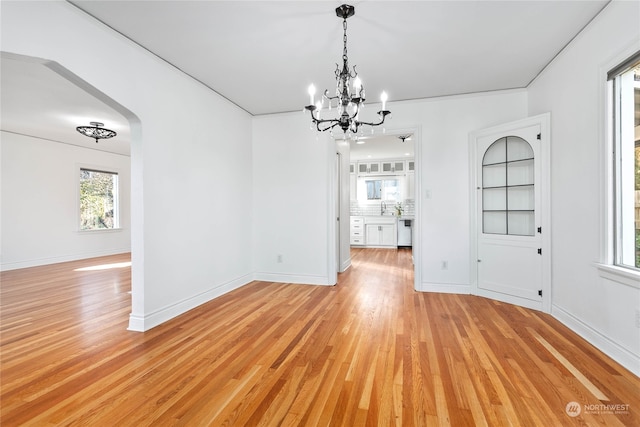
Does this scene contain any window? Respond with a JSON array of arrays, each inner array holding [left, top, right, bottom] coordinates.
[[362, 178, 400, 201], [610, 53, 640, 269], [79, 168, 119, 230]]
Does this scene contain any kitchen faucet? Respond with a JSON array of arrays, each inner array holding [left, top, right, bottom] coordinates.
[[380, 201, 387, 215]]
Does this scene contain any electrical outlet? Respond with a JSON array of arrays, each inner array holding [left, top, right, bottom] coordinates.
[[277, 254, 283, 263], [441, 260, 448, 270]]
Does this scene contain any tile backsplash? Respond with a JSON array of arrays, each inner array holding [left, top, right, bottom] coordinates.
[[350, 199, 415, 217]]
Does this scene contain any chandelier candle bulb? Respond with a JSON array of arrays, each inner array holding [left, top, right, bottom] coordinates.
[[308, 84, 316, 106], [381, 91, 388, 112]]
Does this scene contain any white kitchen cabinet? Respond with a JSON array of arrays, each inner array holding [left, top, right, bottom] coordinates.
[[357, 161, 381, 174], [365, 224, 396, 246], [382, 160, 405, 173], [364, 217, 397, 247], [350, 216, 365, 245]]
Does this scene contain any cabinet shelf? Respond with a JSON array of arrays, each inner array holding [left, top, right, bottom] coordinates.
[[483, 157, 534, 167], [483, 209, 534, 213], [483, 183, 533, 190]]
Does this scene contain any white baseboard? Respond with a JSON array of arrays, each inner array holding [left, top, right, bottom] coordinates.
[[418, 282, 471, 294], [1, 247, 131, 271], [253, 272, 333, 286], [475, 289, 543, 312], [552, 304, 640, 377], [127, 273, 253, 332], [340, 258, 352, 273]]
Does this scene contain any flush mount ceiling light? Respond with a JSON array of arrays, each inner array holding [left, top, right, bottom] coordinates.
[[305, 4, 391, 137], [76, 121, 116, 143]]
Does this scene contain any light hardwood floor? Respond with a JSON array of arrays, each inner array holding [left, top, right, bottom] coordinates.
[[1, 248, 638, 426]]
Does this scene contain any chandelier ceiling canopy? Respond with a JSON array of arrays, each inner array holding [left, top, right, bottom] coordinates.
[[76, 122, 117, 143], [304, 4, 390, 138]]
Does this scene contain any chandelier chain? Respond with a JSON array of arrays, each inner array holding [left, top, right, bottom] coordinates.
[[343, 17, 348, 64]]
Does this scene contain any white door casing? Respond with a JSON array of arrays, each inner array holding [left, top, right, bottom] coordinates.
[[469, 114, 551, 312]]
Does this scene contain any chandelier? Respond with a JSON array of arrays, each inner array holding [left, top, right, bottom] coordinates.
[[305, 4, 390, 137], [76, 121, 117, 143]]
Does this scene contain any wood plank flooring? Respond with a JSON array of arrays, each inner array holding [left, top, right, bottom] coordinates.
[[1, 248, 638, 426]]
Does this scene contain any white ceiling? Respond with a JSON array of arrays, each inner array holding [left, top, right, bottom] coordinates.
[[68, 0, 609, 115], [348, 134, 415, 161], [1, 1, 610, 157], [1, 54, 131, 156]]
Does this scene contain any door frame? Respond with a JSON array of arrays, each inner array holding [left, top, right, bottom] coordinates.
[[329, 125, 422, 290], [469, 113, 551, 312]]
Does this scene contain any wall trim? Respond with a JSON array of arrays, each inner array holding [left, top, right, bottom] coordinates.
[[127, 273, 253, 332], [475, 289, 543, 312], [552, 304, 640, 377], [418, 282, 471, 294], [0, 248, 131, 271], [252, 272, 332, 286], [340, 258, 352, 273]]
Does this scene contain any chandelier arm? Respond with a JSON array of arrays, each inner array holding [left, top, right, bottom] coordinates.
[[354, 111, 391, 128], [317, 121, 341, 132], [350, 65, 358, 79], [306, 107, 342, 132]]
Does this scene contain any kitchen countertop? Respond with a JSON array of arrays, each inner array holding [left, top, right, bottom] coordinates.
[[354, 215, 414, 219]]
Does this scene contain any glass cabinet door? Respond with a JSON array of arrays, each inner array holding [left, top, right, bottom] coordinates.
[[482, 136, 534, 236]]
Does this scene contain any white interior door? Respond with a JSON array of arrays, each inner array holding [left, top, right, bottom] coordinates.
[[474, 118, 549, 311]]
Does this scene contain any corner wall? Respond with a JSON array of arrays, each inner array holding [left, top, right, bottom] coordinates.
[[251, 90, 529, 291], [1, 1, 254, 331], [528, 0, 640, 374]]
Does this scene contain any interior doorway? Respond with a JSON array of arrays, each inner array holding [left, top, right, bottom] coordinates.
[[341, 129, 420, 287]]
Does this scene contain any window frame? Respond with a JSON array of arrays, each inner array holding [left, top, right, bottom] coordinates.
[[77, 165, 122, 232], [600, 49, 640, 281]]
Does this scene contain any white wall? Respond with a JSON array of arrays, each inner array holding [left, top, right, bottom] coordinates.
[[252, 114, 335, 285], [528, 0, 640, 374], [1, 132, 131, 269], [1, 1, 254, 331]]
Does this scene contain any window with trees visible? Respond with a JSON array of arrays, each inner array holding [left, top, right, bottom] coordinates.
[[79, 168, 119, 230], [610, 53, 640, 269]]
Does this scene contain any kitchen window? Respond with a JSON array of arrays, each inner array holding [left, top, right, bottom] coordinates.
[[79, 168, 119, 230], [610, 52, 640, 269]]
